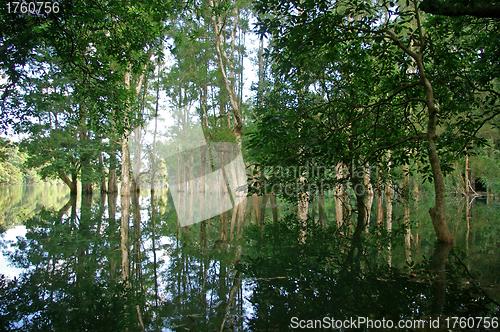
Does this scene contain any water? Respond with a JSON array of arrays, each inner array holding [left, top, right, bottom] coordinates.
[[0, 185, 499, 331]]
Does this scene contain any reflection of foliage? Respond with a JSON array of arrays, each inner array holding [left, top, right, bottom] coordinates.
[[1, 191, 499, 331], [239, 215, 499, 331], [0, 274, 142, 332], [0, 186, 70, 229], [156, 214, 245, 331], [0, 202, 148, 331]]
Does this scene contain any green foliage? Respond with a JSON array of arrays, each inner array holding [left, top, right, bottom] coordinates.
[[0, 138, 42, 184], [472, 141, 500, 193], [239, 215, 498, 331], [248, 0, 500, 209]]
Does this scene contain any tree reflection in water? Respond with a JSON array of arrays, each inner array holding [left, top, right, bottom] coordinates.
[[0, 193, 499, 331]]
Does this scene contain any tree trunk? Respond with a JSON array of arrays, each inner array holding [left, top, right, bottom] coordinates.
[[121, 135, 131, 198], [79, 107, 93, 196], [297, 176, 309, 224], [121, 193, 130, 283], [209, 0, 243, 146], [99, 151, 107, 193], [413, 10, 452, 243], [388, 6, 453, 243], [335, 163, 344, 228], [132, 191, 142, 281], [318, 191, 326, 228], [364, 165, 374, 227], [108, 150, 118, 194], [260, 193, 267, 224], [404, 200, 412, 264], [132, 126, 142, 193], [270, 192, 279, 224], [376, 180, 383, 235], [59, 171, 77, 196]]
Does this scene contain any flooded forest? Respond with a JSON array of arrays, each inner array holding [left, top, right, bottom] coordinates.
[[1, 0, 500, 331]]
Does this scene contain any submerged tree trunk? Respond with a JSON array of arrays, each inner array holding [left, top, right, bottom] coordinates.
[[420, 69, 453, 243], [121, 135, 131, 199], [99, 151, 107, 193], [344, 165, 367, 269], [108, 149, 118, 194], [132, 126, 142, 193], [335, 163, 344, 228], [297, 176, 309, 224], [121, 67, 146, 199], [386, 5, 453, 243], [79, 106, 93, 196], [121, 193, 130, 283], [318, 190, 326, 228], [364, 165, 374, 228], [270, 192, 279, 224]]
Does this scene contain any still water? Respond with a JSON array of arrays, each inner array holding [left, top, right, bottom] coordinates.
[[0, 185, 499, 331]]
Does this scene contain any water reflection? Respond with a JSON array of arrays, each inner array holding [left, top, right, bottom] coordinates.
[[0, 188, 499, 331]]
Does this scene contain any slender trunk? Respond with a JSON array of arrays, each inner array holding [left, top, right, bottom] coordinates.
[[404, 200, 412, 264], [318, 191, 326, 228], [364, 165, 374, 227], [464, 154, 469, 194], [297, 175, 309, 244], [151, 190, 159, 306], [209, 0, 243, 145], [151, 64, 160, 192], [121, 135, 131, 198], [385, 182, 393, 230], [121, 193, 130, 283], [335, 163, 344, 228], [270, 192, 279, 224], [344, 165, 367, 269], [132, 191, 141, 281], [200, 85, 209, 127], [352, 165, 367, 231], [311, 195, 316, 223], [297, 178, 309, 223], [413, 7, 452, 244], [229, 204, 238, 242], [258, 36, 265, 105], [132, 126, 142, 193], [80, 139, 93, 195], [99, 151, 107, 193], [121, 62, 148, 198], [420, 68, 453, 243], [79, 105, 93, 196], [376, 182, 383, 235], [260, 193, 267, 224], [108, 150, 118, 194], [108, 192, 118, 280]]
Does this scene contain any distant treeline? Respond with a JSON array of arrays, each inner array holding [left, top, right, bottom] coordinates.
[[0, 137, 59, 185]]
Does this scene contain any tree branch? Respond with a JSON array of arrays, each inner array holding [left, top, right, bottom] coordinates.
[[420, 0, 500, 18]]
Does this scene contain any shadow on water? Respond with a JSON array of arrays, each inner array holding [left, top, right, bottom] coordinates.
[[0, 188, 499, 331]]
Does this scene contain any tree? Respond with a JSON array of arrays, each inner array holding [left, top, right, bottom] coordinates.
[[1, 0, 181, 196], [251, 0, 500, 243], [0, 138, 24, 184]]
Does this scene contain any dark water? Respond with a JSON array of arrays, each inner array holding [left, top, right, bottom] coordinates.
[[0, 186, 499, 331]]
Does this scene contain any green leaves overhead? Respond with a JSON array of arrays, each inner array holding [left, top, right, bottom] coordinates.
[[1, 0, 180, 135], [251, 0, 500, 176]]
